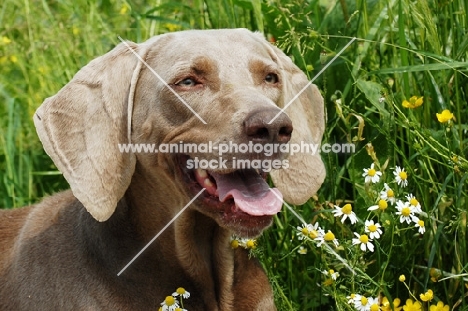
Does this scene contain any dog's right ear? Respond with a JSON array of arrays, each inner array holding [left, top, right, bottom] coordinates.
[[266, 43, 326, 205], [34, 40, 150, 222]]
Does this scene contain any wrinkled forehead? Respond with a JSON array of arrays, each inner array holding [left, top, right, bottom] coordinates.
[[143, 29, 279, 77]]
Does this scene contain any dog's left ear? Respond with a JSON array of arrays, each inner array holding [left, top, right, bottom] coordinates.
[[34, 40, 150, 221], [265, 42, 326, 205]]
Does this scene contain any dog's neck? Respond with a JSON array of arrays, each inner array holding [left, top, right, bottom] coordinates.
[[118, 167, 236, 310]]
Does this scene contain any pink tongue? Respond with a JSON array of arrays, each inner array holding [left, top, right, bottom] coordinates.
[[210, 170, 283, 216]]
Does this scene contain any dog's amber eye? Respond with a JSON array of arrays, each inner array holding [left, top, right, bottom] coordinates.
[[265, 73, 278, 84]]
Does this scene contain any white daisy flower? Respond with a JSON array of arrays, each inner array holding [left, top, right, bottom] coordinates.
[[415, 219, 425, 234], [352, 232, 374, 252], [296, 223, 323, 240], [347, 293, 361, 304], [315, 230, 339, 247], [355, 295, 371, 311], [332, 203, 358, 224], [380, 183, 396, 205], [367, 297, 380, 311], [406, 193, 422, 214], [364, 220, 383, 239], [362, 163, 382, 183], [297, 246, 307, 255], [296, 223, 313, 240], [394, 166, 408, 187], [395, 200, 417, 224], [172, 287, 190, 299], [367, 199, 388, 211], [322, 269, 339, 280], [160, 295, 179, 311]]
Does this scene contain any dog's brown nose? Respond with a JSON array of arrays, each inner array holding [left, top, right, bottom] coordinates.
[[243, 109, 293, 143]]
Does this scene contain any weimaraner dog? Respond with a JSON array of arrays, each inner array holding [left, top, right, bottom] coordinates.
[[0, 29, 325, 310]]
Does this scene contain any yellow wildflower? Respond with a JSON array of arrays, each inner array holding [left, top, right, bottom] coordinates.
[[120, 4, 130, 15], [430, 301, 449, 311], [420, 289, 434, 302], [430, 268, 441, 282], [72, 26, 80, 36], [399, 274, 406, 282], [382, 297, 402, 311], [403, 299, 422, 311], [2, 36, 12, 44], [436, 109, 453, 123], [164, 23, 181, 32], [9, 55, 18, 63], [402, 96, 423, 109]]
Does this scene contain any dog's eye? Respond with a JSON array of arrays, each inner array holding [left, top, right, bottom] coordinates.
[[176, 78, 197, 87], [265, 73, 279, 84]]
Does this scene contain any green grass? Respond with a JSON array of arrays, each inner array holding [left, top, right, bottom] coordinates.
[[1, 0, 467, 310]]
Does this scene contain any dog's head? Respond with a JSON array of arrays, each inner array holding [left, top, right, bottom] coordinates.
[[34, 29, 325, 237]]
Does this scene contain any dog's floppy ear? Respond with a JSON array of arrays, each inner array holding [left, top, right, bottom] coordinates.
[[268, 45, 326, 205], [33, 41, 148, 221]]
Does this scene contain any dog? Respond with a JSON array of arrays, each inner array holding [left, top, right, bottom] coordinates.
[[0, 28, 325, 310]]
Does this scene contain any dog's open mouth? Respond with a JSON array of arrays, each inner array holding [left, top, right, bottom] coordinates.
[[178, 155, 283, 235]]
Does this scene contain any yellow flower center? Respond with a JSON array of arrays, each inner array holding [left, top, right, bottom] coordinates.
[[230, 240, 239, 249], [368, 224, 377, 232], [410, 198, 419, 206], [324, 231, 335, 241], [246, 240, 256, 249], [387, 189, 394, 197], [399, 171, 407, 180], [370, 304, 380, 311], [301, 227, 309, 235], [165, 296, 176, 306], [329, 269, 335, 275], [402, 207, 411, 217], [399, 274, 406, 282], [378, 199, 388, 210], [176, 287, 186, 295], [360, 296, 368, 306], [359, 234, 369, 243], [418, 220, 424, 227], [368, 168, 376, 176], [309, 230, 318, 239], [342, 204, 352, 215]]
